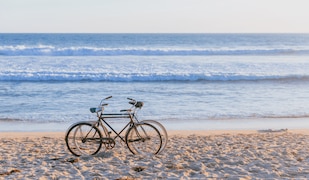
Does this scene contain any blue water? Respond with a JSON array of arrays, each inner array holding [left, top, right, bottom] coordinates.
[[1, 33, 309, 131]]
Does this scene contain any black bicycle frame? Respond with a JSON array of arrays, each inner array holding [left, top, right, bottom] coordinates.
[[98, 112, 137, 142]]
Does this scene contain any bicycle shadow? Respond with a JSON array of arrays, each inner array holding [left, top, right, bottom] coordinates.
[[95, 151, 114, 158], [258, 128, 288, 133], [77, 151, 114, 160]]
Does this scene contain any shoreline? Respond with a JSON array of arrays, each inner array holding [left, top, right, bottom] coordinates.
[[1, 117, 309, 133], [2, 129, 309, 179], [1, 128, 309, 138]]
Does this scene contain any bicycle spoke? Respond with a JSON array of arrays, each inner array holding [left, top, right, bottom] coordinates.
[[126, 123, 162, 155], [65, 122, 102, 156], [140, 120, 168, 154]]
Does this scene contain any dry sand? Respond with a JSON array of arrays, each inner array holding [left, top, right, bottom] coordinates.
[[1, 129, 309, 179]]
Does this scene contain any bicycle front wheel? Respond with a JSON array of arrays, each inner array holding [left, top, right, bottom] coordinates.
[[141, 120, 168, 154], [66, 122, 102, 156], [126, 123, 162, 155]]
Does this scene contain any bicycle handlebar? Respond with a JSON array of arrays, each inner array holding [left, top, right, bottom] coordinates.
[[127, 97, 136, 105], [91, 96, 143, 114], [127, 97, 143, 108], [127, 97, 135, 101], [99, 96, 112, 106]]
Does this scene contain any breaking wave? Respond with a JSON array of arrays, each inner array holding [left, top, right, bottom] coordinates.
[[1, 71, 309, 82], [1, 45, 308, 56]]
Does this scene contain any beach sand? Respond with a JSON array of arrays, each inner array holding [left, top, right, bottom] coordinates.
[[1, 129, 309, 179]]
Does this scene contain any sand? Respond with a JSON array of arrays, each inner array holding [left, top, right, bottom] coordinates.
[[1, 129, 309, 179]]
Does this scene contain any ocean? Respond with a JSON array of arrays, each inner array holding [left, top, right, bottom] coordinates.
[[1, 33, 309, 132]]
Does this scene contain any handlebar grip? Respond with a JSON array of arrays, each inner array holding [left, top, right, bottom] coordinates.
[[105, 96, 112, 100], [127, 97, 135, 101]]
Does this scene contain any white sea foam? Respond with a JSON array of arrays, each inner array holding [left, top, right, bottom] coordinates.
[[1, 71, 309, 82], [0, 55, 308, 82], [1, 45, 309, 56]]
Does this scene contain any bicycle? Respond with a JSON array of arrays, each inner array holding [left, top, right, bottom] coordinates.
[[65, 96, 168, 156]]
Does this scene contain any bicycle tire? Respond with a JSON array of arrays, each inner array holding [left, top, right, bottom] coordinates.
[[141, 120, 168, 154], [65, 122, 102, 156], [65, 122, 83, 156], [126, 123, 162, 155]]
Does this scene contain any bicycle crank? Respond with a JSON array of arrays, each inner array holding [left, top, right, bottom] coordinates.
[[101, 138, 115, 149]]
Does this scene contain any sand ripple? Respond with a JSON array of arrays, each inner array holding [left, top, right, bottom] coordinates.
[[1, 132, 309, 179]]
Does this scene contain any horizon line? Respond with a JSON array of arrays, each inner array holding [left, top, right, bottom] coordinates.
[[1, 32, 309, 34]]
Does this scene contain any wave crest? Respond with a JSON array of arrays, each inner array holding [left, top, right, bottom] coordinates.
[[1, 72, 309, 82], [1, 45, 308, 56]]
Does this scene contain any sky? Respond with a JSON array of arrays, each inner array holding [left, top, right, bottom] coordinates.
[[1, 0, 309, 33]]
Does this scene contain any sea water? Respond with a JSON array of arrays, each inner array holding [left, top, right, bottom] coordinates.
[[1, 33, 309, 131]]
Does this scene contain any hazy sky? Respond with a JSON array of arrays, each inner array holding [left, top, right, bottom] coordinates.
[[1, 0, 309, 33]]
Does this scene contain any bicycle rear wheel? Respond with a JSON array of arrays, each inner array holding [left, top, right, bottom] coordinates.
[[65, 122, 102, 156], [126, 123, 162, 155]]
